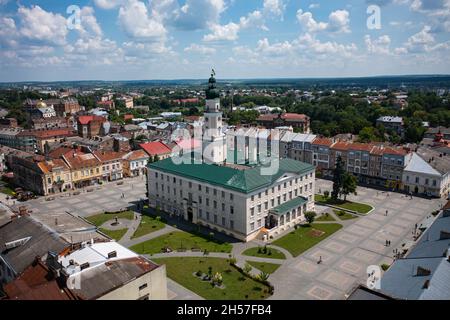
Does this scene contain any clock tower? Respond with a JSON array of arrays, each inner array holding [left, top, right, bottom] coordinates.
[[202, 70, 227, 164]]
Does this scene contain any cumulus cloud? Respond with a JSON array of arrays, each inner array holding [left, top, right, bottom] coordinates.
[[118, 0, 166, 40], [18, 5, 68, 46], [297, 9, 350, 34], [365, 35, 391, 54], [263, 0, 286, 17], [173, 0, 225, 30], [184, 43, 216, 55]]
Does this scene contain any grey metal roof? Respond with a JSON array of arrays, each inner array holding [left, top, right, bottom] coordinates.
[[408, 213, 450, 259], [0, 216, 68, 276], [381, 257, 450, 300], [380, 211, 450, 300]]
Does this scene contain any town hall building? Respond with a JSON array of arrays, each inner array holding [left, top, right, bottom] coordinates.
[[146, 72, 316, 241]]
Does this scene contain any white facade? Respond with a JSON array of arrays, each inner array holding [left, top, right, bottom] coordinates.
[[202, 98, 227, 164], [147, 166, 315, 242]]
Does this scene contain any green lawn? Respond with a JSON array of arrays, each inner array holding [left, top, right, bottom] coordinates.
[[99, 228, 128, 241], [152, 257, 271, 300], [131, 215, 165, 239], [272, 223, 343, 257], [315, 195, 372, 214], [316, 213, 336, 222], [242, 246, 286, 260], [130, 231, 232, 254], [333, 210, 358, 221], [246, 261, 281, 274], [85, 210, 135, 227]]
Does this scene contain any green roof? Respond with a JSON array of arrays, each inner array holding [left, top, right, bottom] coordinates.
[[148, 158, 315, 194], [270, 196, 308, 216]]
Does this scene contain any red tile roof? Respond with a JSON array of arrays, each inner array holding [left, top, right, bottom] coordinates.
[[3, 260, 77, 300], [140, 141, 172, 156], [313, 137, 333, 147], [331, 141, 351, 151], [382, 146, 408, 156], [349, 143, 375, 152], [93, 151, 126, 162], [77, 115, 106, 125], [258, 113, 308, 122], [18, 129, 75, 139], [124, 150, 149, 161]]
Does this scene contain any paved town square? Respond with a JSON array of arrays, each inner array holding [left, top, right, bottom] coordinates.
[[11, 177, 445, 300]]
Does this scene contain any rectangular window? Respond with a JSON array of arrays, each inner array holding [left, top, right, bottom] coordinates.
[[198, 185, 202, 191], [230, 193, 234, 201], [251, 195, 254, 201], [198, 196, 202, 204], [222, 217, 226, 226], [221, 191, 225, 198], [230, 206, 234, 214], [138, 283, 148, 291], [213, 189, 217, 196], [230, 220, 234, 229], [206, 212, 210, 220], [189, 182, 192, 188], [250, 208, 254, 216], [206, 198, 209, 206], [213, 201, 217, 209], [214, 215, 218, 224], [265, 202, 268, 210], [257, 219, 262, 228], [250, 222, 255, 231], [222, 203, 225, 211], [257, 204, 261, 213]]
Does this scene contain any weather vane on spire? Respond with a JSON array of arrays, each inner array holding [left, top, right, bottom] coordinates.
[[211, 68, 216, 77]]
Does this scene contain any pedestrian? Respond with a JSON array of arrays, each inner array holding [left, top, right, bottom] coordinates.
[[385, 210, 388, 216], [385, 240, 388, 246]]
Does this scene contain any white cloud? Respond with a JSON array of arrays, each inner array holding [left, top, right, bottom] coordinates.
[[263, 0, 286, 17], [78, 6, 103, 38], [118, 0, 166, 40], [308, 3, 320, 9], [18, 5, 68, 46], [297, 9, 350, 34], [203, 22, 240, 41], [184, 43, 216, 55], [174, 0, 225, 30], [365, 35, 391, 54], [203, 9, 267, 41], [93, 0, 125, 10]]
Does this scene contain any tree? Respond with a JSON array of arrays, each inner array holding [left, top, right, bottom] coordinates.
[[332, 155, 345, 200], [304, 211, 317, 225], [341, 173, 357, 201]]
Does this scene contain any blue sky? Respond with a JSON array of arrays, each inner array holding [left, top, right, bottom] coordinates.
[[0, 0, 449, 81]]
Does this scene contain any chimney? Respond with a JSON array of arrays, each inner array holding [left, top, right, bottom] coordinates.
[[416, 266, 431, 277], [107, 251, 117, 259]]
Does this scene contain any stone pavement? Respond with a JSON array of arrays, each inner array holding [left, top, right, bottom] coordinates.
[[267, 179, 445, 300], [11, 176, 147, 218]]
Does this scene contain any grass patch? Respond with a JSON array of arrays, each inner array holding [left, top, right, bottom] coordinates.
[[316, 213, 336, 222], [315, 195, 372, 214], [131, 215, 165, 239], [152, 257, 271, 300], [272, 223, 342, 257], [86, 210, 134, 227], [246, 261, 281, 274], [242, 246, 286, 260], [333, 210, 358, 221], [130, 231, 232, 254], [99, 228, 128, 241]]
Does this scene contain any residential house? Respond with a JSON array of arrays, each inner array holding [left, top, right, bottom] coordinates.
[[93, 151, 125, 182], [257, 113, 310, 133], [62, 152, 103, 188], [140, 141, 172, 160], [122, 150, 149, 177]]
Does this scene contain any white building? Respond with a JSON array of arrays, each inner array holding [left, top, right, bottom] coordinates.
[[147, 72, 316, 242], [58, 242, 167, 300], [402, 148, 450, 198]]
